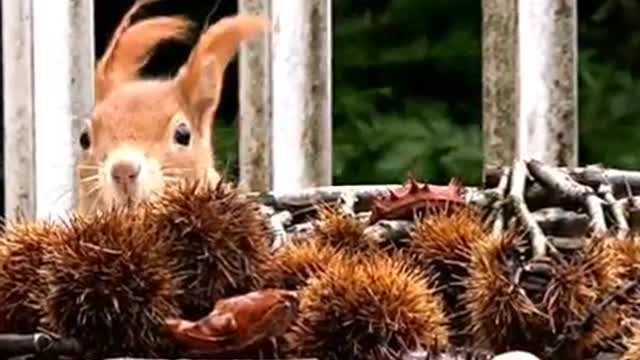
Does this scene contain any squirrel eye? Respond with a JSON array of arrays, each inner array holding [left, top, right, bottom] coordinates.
[[79, 129, 91, 150], [174, 123, 191, 146]]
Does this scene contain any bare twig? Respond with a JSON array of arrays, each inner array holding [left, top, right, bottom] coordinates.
[[401, 349, 494, 360], [337, 191, 357, 216], [617, 194, 640, 237], [525, 160, 591, 202], [269, 211, 292, 250], [267, 193, 600, 247], [486, 164, 640, 197], [259, 205, 276, 217], [0, 333, 81, 356], [585, 196, 607, 238], [247, 184, 506, 212], [546, 236, 586, 251], [363, 220, 414, 245], [598, 183, 629, 239], [531, 208, 590, 238], [248, 184, 404, 210], [526, 160, 607, 239], [492, 167, 511, 237], [286, 220, 318, 236], [510, 160, 549, 258]]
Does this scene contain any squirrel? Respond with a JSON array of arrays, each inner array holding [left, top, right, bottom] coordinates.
[[77, 0, 268, 215]]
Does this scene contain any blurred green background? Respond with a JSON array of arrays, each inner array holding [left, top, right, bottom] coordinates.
[[90, 0, 640, 187]]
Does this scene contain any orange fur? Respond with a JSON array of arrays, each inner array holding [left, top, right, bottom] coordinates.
[[174, 15, 269, 135], [78, 2, 269, 215], [95, 17, 193, 101]]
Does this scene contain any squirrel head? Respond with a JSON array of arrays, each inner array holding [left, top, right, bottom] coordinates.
[[77, 1, 268, 214]]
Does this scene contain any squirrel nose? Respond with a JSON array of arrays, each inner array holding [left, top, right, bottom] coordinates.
[[110, 160, 141, 188]]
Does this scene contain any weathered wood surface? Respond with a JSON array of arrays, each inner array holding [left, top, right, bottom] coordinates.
[[517, 0, 578, 167], [31, 0, 95, 220], [481, 0, 518, 181], [271, 0, 332, 192], [482, 0, 579, 182], [2, 0, 36, 220], [238, 0, 273, 192]]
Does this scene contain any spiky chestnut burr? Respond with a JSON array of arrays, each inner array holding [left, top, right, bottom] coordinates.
[[407, 206, 491, 343], [540, 238, 628, 358], [286, 253, 450, 359], [574, 235, 640, 353], [310, 205, 380, 256], [621, 319, 640, 360], [463, 230, 546, 354], [146, 180, 273, 320], [0, 221, 62, 333], [262, 238, 348, 290], [39, 207, 181, 359], [465, 232, 629, 358]]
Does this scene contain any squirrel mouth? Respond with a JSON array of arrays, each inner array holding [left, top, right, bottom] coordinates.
[[123, 196, 138, 207], [113, 189, 143, 208]]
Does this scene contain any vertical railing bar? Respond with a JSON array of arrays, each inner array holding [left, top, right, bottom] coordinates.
[[1, 0, 36, 220]]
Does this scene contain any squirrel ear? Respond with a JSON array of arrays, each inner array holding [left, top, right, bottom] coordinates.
[[95, 0, 193, 101], [174, 15, 269, 134]]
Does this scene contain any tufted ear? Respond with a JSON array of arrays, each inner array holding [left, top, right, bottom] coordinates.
[[95, 0, 193, 101], [174, 15, 269, 136]]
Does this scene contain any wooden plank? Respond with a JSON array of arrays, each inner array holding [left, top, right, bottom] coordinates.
[[31, 0, 95, 220], [1, 0, 36, 220], [271, 0, 332, 192], [238, 0, 273, 192]]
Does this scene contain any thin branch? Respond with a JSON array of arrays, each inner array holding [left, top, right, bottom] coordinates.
[[531, 208, 590, 238], [598, 183, 629, 239], [363, 220, 414, 245], [510, 160, 549, 258], [0, 333, 81, 356], [486, 164, 640, 197], [492, 167, 511, 237], [246, 184, 505, 212], [526, 160, 607, 239], [269, 210, 292, 250], [337, 191, 357, 216]]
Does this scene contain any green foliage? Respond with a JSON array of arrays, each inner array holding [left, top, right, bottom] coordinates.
[[578, 0, 640, 169], [215, 0, 640, 187]]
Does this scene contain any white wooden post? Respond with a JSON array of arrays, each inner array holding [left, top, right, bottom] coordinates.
[[271, 0, 332, 192], [238, 0, 273, 192], [517, 0, 578, 165], [32, 0, 94, 220], [2, 0, 36, 220]]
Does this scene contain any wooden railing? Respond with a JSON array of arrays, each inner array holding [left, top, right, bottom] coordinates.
[[1, 0, 578, 221]]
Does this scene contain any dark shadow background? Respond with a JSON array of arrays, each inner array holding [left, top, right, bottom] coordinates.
[[0, 0, 638, 218]]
